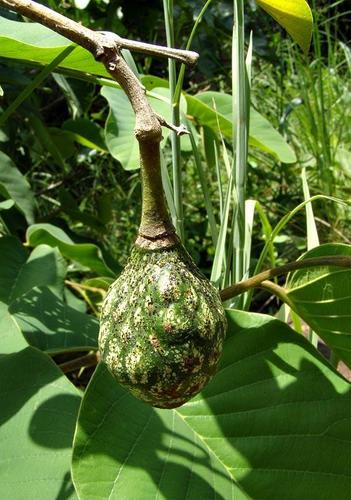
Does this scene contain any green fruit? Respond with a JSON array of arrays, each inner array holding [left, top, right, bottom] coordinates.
[[99, 242, 227, 409]]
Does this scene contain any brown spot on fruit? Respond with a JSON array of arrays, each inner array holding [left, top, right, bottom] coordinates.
[[184, 356, 201, 372], [149, 335, 164, 353]]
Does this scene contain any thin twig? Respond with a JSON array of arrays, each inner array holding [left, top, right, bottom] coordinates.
[[314, 217, 351, 244], [65, 281, 101, 316], [155, 113, 190, 136], [65, 280, 106, 296], [37, 180, 63, 195], [59, 352, 100, 373], [98, 31, 198, 66]]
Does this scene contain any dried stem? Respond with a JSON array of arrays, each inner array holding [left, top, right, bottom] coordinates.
[[220, 255, 351, 302]]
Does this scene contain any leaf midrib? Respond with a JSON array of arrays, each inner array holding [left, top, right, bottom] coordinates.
[[175, 409, 245, 500]]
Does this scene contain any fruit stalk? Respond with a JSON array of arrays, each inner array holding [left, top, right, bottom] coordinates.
[[137, 140, 177, 248]]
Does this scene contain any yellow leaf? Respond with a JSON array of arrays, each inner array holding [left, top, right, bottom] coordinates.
[[256, 0, 313, 54]]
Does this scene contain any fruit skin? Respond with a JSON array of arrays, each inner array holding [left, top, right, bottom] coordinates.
[[99, 243, 227, 409]]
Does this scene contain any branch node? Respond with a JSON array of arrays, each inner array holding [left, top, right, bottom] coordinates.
[[94, 46, 105, 61], [135, 125, 162, 142], [98, 30, 123, 50]]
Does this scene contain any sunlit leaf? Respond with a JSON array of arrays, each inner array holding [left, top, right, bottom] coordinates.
[[0, 237, 65, 306], [101, 87, 187, 170], [101, 87, 139, 170], [256, 0, 313, 54], [187, 91, 296, 163], [72, 363, 246, 499], [72, 310, 351, 499], [74, 0, 91, 9], [0, 301, 26, 354], [0, 199, 15, 211], [0, 17, 108, 78], [12, 287, 98, 354]]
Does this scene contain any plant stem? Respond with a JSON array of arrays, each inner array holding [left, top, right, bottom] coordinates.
[[136, 140, 176, 248], [311, 0, 332, 194], [59, 352, 100, 374], [189, 125, 218, 247], [173, 0, 213, 104], [220, 255, 351, 302], [172, 0, 215, 242], [259, 281, 295, 310], [232, 0, 249, 294]]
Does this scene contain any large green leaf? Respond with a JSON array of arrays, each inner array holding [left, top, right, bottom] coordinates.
[[0, 151, 36, 224], [26, 223, 117, 277], [1, 241, 66, 305], [0, 18, 170, 94], [72, 362, 246, 499], [256, 0, 313, 54], [101, 86, 140, 170], [182, 310, 351, 498], [72, 310, 351, 499], [0, 346, 81, 499], [101, 86, 188, 170], [187, 92, 296, 163], [0, 236, 28, 304], [0, 236, 98, 354], [0, 17, 109, 78], [286, 243, 351, 368]]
